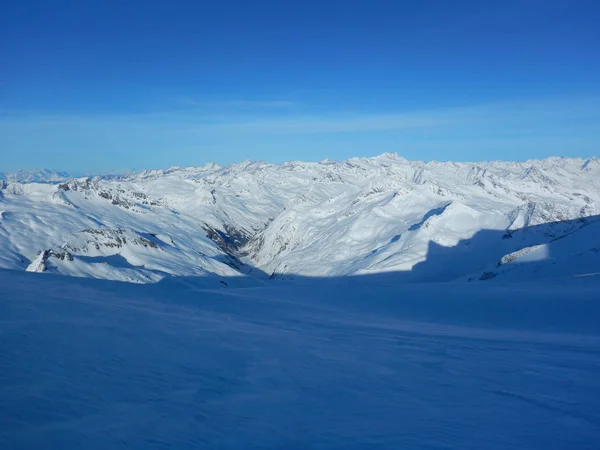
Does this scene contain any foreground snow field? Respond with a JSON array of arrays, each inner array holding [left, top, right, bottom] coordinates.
[[2, 269, 599, 449]]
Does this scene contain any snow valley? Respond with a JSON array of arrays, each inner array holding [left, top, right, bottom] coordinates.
[[1, 153, 599, 284]]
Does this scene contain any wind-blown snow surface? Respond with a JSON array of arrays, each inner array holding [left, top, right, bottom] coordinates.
[[1, 154, 600, 283], [1, 270, 600, 449]]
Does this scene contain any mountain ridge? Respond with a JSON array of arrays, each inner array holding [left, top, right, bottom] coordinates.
[[1, 154, 599, 283], [3, 153, 598, 183]]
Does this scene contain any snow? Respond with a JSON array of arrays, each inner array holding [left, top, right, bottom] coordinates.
[[1, 154, 599, 283], [471, 218, 600, 282], [1, 270, 599, 449], [2, 154, 600, 447], [0, 169, 70, 184], [25, 251, 47, 273]]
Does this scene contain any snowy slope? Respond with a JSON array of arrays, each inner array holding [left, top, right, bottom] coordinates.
[[1, 154, 599, 282], [1, 269, 600, 449], [244, 155, 600, 278], [469, 217, 600, 282]]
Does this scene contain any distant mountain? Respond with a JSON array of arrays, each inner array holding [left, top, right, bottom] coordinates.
[[0, 169, 70, 183], [1, 154, 599, 283]]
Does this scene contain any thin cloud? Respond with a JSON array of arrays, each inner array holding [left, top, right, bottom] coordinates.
[[1, 94, 598, 136], [205, 114, 446, 134], [170, 97, 298, 110]]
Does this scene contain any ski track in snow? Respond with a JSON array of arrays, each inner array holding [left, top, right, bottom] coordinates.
[[1, 270, 600, 449]]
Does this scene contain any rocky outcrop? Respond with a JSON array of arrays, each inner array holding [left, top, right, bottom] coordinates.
[[26, 249, 74, 273], [64, 228, 163, 253]]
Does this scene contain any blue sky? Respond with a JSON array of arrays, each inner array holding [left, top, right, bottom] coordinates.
[[1, 0, 599, 173]]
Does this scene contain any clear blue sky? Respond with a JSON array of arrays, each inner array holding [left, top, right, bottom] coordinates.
[[1, 0, 599, 173]]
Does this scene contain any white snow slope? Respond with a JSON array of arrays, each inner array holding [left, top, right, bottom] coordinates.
[[1, 269, 599, 449], [1, 153, 599, 283]]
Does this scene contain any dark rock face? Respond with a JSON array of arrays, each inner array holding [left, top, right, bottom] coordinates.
[[60, 179, 95, 192], [201, 223, 257, 274], [51, 250, 74, 261], [64, 228, 162, 253], [56, 179, 161, 211], [202, 223, 251, 257], [31, 248, 75, 272]]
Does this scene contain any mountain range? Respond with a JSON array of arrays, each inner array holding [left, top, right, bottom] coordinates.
[[1, 153, 599, 284]]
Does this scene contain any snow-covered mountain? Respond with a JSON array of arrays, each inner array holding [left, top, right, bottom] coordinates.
[[0, 169, 70, 183], [1, 153, 599, 283]]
